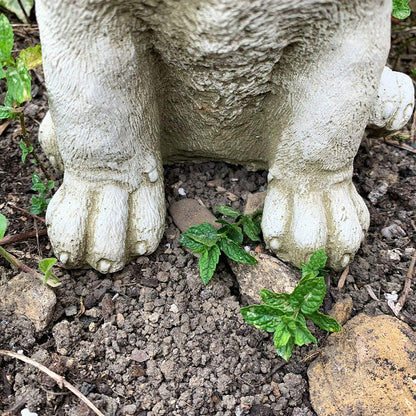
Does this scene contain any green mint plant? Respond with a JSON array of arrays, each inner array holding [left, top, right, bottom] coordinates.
[[0, 0, 34, 23], [393, 0, 411, 19], [30, 172, 54, 215], [180, 206, 262, 284], [0, 213, 60, 286], [240, 249, 341, 361], [0, 14, 54, 214]]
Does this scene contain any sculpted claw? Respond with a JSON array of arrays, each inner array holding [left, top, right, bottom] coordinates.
[[97, 259, 112, 274]]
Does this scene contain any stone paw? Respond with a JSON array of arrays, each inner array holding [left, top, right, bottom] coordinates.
[[46, 174, 165, 274], [262, 178, 369, 270], [368, 66, 415, 132]]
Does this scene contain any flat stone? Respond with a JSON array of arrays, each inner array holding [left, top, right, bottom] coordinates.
[[131, 348, 150, 363], [229, 252, 298, 304], [243, 191, 266, 215], [308, 313, 416, 416], [0, 272, 56, 331], [327, 295, 353, 325], [169, 198, 219, 232]]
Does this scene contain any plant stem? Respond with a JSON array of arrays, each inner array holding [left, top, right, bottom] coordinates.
[[0, 245, 37, 276], [19, 112, 53, 183]]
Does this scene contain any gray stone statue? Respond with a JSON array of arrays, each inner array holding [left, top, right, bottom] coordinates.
[[36, 0, 414, 273]]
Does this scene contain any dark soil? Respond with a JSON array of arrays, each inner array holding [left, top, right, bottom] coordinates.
[[0, 13, 415, 416]]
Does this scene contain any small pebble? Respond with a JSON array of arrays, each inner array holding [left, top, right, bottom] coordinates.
[[21, 409, 38, 416], [381, 223, 406, 239], [65, 305, 78, 317], [170, 304, 179, 313], [178, 187, 186, 196]]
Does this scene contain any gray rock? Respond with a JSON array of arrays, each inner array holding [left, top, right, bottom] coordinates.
[[243, 191, 266, 215], [229, 252, 299, 304], [0, 272, 56, 331]]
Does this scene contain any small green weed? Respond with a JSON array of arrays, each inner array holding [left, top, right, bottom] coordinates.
[[30, 172, 54, 215], [240, 249, 341, 361], [0, 14, 54, 214], [393, 0, 412, 19], [0, 213, 60, 286], [180, 206, 262, 284]]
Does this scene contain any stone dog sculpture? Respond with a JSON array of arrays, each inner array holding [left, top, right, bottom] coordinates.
[[36, 0, 414, 274]]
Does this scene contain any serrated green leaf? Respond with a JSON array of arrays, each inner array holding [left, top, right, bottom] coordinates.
[[198, 244, 220, 285], [291, 315, 317, 346], [0, 66, 5, 78], [6, 58, 32, 105], [275, 335, 295, 361], [180, 222, 219, 247], [0, 0, 34, 23], [30, 196, 45, 214], [305, 310, 342, 332], [392, 0, 411, 19], [179, 233, 205, 251], [301, 249, 327, 278], [242, 216, 262, 242], [0, 14, 13, 63], [219, 237, 257, 264], [0, 105, 12, 119], [31, 182, 46, 192], [20, 139, 33, 163], [38, 257, 57, 274], [260, 289, 294, 313], [46, 180, 55, 190], [19, 45, 41, 70], [215, 218, 231, 226], [0, 213, 7, 239], [215, 205, 241, 219], [240, 304, 283, 332], [289, 276, 326, 315], [31, 171, 42, 184], [273, 321, 292, 349], [219, 223, 243, 245]]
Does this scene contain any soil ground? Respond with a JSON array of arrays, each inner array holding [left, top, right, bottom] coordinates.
[[0, 11, 416, 416]]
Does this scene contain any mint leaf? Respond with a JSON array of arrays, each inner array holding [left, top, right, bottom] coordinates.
[[38, 257, 57, 274], [198, 245, 220, 285], [219, 237, 257, 264], [0, 105, 12, 119], [242, 216, 262, 242], [291, 315, 317, 346], [219, 223, 243, 245], [0, 14, 13, 63], [38, 257, 60, 286], [5, 58, 31, 105], [30, 196, 45, 214], [46, 180, 55, 190], [273, 321, 292, 349], [0, 1, 34, 23], [301, 249, 327, 277], [260, 289, 294, 313], [180, 222, 218, 247], [0, 213, 6, 239], [275, 335, 295, 361], [19, 45, 42, 70], [240, 305, 283, 332], [215, 205, 241, 219], [305, 310, 342, 332], [290, 276, 326, 315], [20, 139, 33, 163], [392, 0, 411, 19]]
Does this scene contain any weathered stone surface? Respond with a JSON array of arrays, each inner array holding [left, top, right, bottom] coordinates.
[[169, 198, 219, 232], [243, 192, 266, 215], [308, 313, 416, 416], [0, 272, 56, 331], [229, 252, 298, 304], [328, 295, 353, 325]]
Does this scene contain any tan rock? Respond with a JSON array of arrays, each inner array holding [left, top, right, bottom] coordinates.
[[243, 192, 266, 215], [0, 272, 56, 331], [308, 313, 416, 416], [169, 198, 219, 232], [328, 295, 353, 325], [229, 252, 298, 304]]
